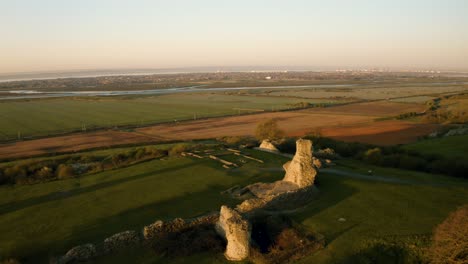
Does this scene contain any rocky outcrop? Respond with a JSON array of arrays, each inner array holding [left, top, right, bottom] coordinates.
[[103, 230, 141, 253], [259, 140, 279, 153], [216, 206, 251, 261], [282, 139, 317, 188], [59, 243, 97, 263]]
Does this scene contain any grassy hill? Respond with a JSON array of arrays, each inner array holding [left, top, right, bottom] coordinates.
[[1, 144, 467, 263], [404, 134, 468, 159]]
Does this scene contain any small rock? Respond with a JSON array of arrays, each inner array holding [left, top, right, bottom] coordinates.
[[103, 230, 141, 253], [60, 243, 97, 263]]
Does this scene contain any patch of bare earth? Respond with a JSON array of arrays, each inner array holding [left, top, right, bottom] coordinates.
[[0, 131, 157, 160], [0, 101, 436, 159], [320, 120, 440, 145]]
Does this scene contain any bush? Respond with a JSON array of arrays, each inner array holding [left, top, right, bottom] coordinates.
[[255, 119, 284, 141], [35, 166, 54, 180], [398, 155, 428, 171], [169, 144, 189, 156], [4, 165, 27, 179], [429, 204, 468, 264], [363, 148, 382, 165], [217, 136, 257, 147], [56, 164, 75, 179]]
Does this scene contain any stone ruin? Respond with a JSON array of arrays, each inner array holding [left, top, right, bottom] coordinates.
[[258, 139, 280, 153], [282, 139, 317, 188], [233, 139, 319, 214], [215, 206, 251, 261], [56, 139, 320, 263], [215, 139, 320, 260]]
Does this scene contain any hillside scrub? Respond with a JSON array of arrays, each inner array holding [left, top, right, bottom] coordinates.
[[0, 146, 169, 186], [428, 204, 468, 264], [298, 135, 468, 178], [255, 119, 285, 141]]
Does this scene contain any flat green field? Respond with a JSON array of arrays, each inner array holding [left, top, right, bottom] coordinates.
[[0, 93, 332, 140], [0, 146, 466, 263], [404, 134, 468, 159]]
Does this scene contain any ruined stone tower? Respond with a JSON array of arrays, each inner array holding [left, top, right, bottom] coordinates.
[[282, 139, 317, 188]]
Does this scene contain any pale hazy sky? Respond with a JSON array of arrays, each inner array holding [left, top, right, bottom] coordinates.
[[1, 0, 467, 73]]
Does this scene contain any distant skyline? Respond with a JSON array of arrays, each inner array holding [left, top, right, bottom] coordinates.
[[1, 0, 467, 74]]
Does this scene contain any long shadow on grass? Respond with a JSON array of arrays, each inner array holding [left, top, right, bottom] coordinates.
[[0, 162, 196, 216], [22, 184, 231, 263], [293, 173, 357, 220], [291, 173, 358, 245]]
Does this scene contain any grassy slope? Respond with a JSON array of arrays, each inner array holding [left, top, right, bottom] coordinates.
[[1, 149, 467, 263], [0, 93, 329, 140], [97, 158, 468, 264], [403, 135, 468, 159], [295, 159, 468, 263], [0, 150, 288, 263]]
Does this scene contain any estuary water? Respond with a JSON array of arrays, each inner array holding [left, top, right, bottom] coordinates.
[[0, 84, 354, 100]]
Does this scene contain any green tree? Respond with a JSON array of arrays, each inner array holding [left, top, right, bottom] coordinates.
[[363, 148, 382, 165], [255, 119, 284, 141]]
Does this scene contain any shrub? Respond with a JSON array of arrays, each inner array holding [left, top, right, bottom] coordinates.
[[255, 119, 284, 141], [4, 165, 27, 179], [381, 154, 400, 167], [135, 148, 146, 160], [0, 258, 21, 264], [217, 136, 257, 147], [363, 148, 382, 165], [169, 144, 189, 156], [429, 204, 468, 264], [56, 164, 75, 179], [35, 166, 54, 180], [111, 153, 126, 166], [398, 155, 428, 171]]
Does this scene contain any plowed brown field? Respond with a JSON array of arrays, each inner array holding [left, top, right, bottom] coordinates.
[[0, 102, 437, 160]]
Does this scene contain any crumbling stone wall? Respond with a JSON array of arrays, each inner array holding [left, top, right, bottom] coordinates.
[[282, 139, 317, 187], [216, 206, 251, 261], [259, 139, 280, 152]]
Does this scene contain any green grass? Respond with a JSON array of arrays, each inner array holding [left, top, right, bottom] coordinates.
[[1, 148, 467, 263], [0, 148, 288, 263], [403, 135, 468, 159], [0, 93, 328, 140], [98, 158, 468, 264], [295, 172, 467, 263], [389, 95, 436, 104]]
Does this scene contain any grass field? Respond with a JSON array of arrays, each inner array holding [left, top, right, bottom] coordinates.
[[0, 93, 335, 140], [0, 102, 439, 160], [0, 147, 288, 263], [1, 145, 466, 263], [92, 158, 468, 264], [404, 134, 468, 159], [263, 86, 468, 100]]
